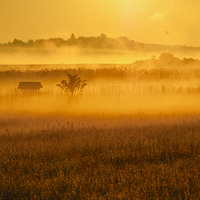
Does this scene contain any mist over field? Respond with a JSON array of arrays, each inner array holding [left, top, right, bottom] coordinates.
[[0, 47, 149, 65], [1, 52, 200, 118], [2, 0, 200, 197], [2, 36, 200, 199], [1, 35, 200, 65], [2, 47, 200, 65]]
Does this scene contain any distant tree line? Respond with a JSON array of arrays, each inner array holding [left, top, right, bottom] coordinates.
[[0, 34, 138, 49], [1, 34, 200, 52]]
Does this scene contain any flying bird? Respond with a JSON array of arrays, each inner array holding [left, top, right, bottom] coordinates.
[[165, 31, 169, 34]]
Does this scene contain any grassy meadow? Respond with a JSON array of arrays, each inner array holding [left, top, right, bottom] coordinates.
[[1, 63, 200, 199]]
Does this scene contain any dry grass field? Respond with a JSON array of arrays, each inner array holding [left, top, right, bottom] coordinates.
[[1, 63, 200, 199]]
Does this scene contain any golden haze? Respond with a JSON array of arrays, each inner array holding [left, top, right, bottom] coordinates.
[[1, 0, 200, 46]]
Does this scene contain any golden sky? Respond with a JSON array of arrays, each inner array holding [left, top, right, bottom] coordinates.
[[1, 0, 200, 46]]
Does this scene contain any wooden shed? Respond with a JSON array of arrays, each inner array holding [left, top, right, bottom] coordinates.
[[18, 82, 43, 91]]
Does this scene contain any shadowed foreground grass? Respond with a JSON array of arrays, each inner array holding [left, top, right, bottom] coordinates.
[[1, 118, 200, 199]]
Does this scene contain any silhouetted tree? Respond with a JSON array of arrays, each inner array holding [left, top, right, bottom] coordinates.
[[27, 39, 34, 45], [67, 34, 77, 46], [11, 39, 26, 46], [158, 52, 181, 67], [56, 74, 87, 96], [159, 52, 175, 60]]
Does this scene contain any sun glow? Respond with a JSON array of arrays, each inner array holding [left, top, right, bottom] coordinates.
[[0, 0, 200, 46]]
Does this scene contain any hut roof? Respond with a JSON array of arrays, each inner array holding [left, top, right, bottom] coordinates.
[[18, 82, 43, 90]]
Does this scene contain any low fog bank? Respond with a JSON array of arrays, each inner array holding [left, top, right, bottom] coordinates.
[[2, 34, 200, 65], [1, 54, 200, 121], [1, 106, 200, 135], [1, 45, 200, 66], [1, 79, 200, 117], [0, 47, 151, 65]]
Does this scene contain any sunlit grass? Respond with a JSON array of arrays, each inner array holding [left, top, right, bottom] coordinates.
[[1, 116, 200, 199]]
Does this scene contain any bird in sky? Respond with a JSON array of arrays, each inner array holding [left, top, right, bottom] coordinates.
[[165, 31, 169, 34]]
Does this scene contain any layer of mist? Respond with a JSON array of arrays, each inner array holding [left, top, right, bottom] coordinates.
[[1, 34, 200, 65], [1, 64, 200, 118], [0, 47, 158, 65]]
